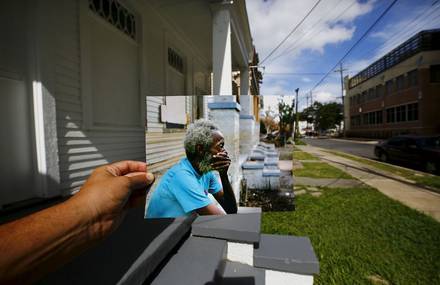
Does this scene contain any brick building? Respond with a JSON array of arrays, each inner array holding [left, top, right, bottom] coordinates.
[[345, 29, 440, 138]]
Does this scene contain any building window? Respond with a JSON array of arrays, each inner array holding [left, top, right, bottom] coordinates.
[[361, 91, 367, 103], [368, 112, 375, 125], [407, 69, 418, 87], [430, 64, 440, 83], [407, 103, 419, 121], [368, 88, 375, 101], [396, 75, 405, 90], [396, 105, 407, 122], [361, 114, 368, 125], [376, 110, 383, 124], [376, 84, 384, 98], [88, 0, 137, 40], [387, 107, 395, 123], [168, 48, 184, 74], [386, 80, 394, 95]]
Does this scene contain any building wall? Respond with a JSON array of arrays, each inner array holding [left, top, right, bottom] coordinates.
[[346, 50, 440, 138]]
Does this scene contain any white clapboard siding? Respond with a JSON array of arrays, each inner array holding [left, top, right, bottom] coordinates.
[[54, 0, 145, 194], [146, 96, 164, 132], [146, 132, 186, 174]]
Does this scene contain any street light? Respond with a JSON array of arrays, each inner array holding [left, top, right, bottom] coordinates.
[[293, 88, 299, 142]]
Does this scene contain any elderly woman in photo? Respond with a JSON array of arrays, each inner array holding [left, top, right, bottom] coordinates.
[[146, 119, 237, 218]]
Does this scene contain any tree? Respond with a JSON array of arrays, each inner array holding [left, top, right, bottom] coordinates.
[[277, 98, 295, 146], [299, 102, 343, 132]]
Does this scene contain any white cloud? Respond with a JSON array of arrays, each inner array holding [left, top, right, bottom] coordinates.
[[246, 0, 375, 97]]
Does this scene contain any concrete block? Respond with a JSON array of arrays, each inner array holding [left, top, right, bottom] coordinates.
[[254, 234, 319, 275], [264, 157, 279, 166], [265, 269, 314, 285], [151, 236, 227, 285], [227, 242, 254, 266], [213, 261, 265, 285], [242, 161, 264, 169], [249, 152, 265, 161], [192, 213, 261, 244], [237, 207, 262, 214], [262, 167, 280, 177]]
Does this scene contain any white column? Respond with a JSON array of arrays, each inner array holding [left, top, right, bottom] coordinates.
[[239, 68, 249, 96], [212, 5, 232, 95]]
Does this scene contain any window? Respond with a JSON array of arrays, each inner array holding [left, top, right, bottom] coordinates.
[[407, 103, 419, 121], [386, 80, 394, 95], [396, 75, 405, 90], [387, 107, 395, 123], [407, 69, 418, 87], [88, 0, 137, 40], [368, 112, 376, 125], [376, 111, 383, 124], [396, 105, 407, 122], [376, 84, 384, 98], [168, 48, 184, 74], [430, 65, 440, 83], [363, 114, 369, 125], [356, 94, 360, 104], [361, 91, 367, 103], [368, 88, 375, 101]]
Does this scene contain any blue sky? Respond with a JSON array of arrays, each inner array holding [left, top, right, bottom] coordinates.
[[245, 0, 440, 111]]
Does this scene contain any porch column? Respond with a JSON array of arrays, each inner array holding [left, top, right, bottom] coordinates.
[[210, 3, 241, 199], [239, 68, 256, 155], [212, 4, 232, 95]]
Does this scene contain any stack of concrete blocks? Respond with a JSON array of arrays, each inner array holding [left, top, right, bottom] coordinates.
[[242, 142, 281, 190]]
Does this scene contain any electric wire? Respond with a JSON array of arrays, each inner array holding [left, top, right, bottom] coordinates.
[[260, 0, 323, 64]]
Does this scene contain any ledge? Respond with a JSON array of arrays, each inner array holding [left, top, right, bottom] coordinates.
[[239, 114, 255, 120], [208, 102, 241, 112], [192, 213, 261, 244], [254, 234, 319, 275]]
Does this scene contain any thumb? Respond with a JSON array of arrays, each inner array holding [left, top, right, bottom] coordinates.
[[125, 172, 155, 190]]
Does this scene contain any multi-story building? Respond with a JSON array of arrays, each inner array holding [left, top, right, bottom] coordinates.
[[345, 29, 440, 138]]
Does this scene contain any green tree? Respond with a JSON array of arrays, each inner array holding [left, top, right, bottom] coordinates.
[[277, 98, 295, 146], [300, 102, 343, 132]]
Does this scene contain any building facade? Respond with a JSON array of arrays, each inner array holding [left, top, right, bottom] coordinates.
[[345, 29, 440, 138], [0, 0, 260, 209]]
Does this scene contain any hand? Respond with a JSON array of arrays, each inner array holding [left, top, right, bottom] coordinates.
[[71, 160, 155, 238], [211, 151, 231, 174]]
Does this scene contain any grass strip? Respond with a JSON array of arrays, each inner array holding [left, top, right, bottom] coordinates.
[[293, 150, 319, 161], [294, 162, 353, 179], [324, 150, 440, 192], [262, 187, 440, 284]]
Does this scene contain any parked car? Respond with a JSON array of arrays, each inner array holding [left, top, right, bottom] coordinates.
[[374, 135, 440, 174]]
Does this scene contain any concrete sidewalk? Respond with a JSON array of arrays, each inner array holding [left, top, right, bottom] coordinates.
[[297, 145, 440, 222]]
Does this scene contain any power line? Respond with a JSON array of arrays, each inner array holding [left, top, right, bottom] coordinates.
[[268, 0, 358, 64], [309, 0, 399, 93], [260, 0, 322, 64]]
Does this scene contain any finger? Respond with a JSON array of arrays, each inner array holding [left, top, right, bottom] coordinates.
[[211, 161, 231, 167], [125, 172, 155, 190], [106, 161, 148, 177]]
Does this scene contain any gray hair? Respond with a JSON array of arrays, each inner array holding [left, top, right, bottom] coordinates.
[[184, 119, 220, 159]]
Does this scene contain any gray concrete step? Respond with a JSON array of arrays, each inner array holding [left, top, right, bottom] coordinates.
[[254, 234, 319, 275], [151, 236, 227, 285]]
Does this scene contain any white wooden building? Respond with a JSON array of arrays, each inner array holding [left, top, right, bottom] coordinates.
[[0, 0, 260, 208]]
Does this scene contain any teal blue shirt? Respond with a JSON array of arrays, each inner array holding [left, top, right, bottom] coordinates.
[[146, 158, 222, 218]]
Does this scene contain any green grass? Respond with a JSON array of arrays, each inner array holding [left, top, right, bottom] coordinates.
[[294, 139, 307, 145], [294, 162, 354, 179], [262, 187, 440, 284], [324, 150, 440, 192], [293, 150, 319, 161]]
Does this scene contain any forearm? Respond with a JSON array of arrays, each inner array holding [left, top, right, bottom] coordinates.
[[218, 172, 238, 214], [0, 197, 100, 284]]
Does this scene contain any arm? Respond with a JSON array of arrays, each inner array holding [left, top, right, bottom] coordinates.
[[0, 161, 154, 284], [211, 152, 238, 214], [195, 203, 226, 216]]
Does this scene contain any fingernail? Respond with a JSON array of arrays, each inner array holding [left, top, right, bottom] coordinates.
[[146, 172, 155, 182]]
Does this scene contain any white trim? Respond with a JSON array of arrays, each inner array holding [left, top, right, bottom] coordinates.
[[32, 81, 47, 176]]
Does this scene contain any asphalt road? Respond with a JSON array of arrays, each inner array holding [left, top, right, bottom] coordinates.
[[303, 138, 377, 159]]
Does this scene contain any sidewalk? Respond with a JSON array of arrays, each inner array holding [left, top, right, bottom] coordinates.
[[297, 145, 440, 222]]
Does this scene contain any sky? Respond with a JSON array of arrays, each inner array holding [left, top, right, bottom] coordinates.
[[245, 0, 440, 112]]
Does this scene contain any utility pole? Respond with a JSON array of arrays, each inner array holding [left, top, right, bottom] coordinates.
[[294, 88, 300, 141], [334, 62, 347, 134]]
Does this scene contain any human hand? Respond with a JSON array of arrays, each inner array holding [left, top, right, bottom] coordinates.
[[71, 161, 155, 239], [211, 151, 231, 174]]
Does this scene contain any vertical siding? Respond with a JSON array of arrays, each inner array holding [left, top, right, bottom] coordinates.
[[54, 0, 145, 194]]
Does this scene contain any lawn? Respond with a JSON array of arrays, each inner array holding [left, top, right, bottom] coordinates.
[[294, 162, 354, 179], [262, 187, 440, 284], [293, 150, 319, 161], [323, 150, 440, 192]]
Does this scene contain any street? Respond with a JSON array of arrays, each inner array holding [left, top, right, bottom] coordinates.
[[303, 138, 377, 159]]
